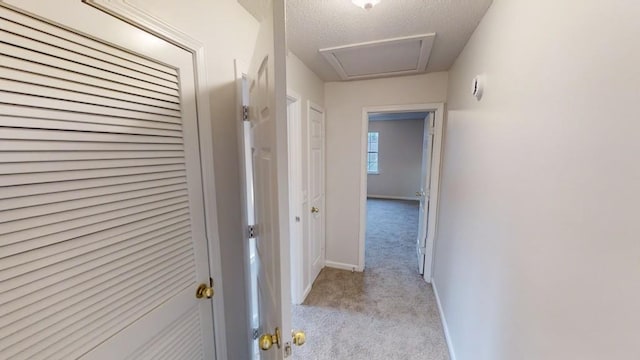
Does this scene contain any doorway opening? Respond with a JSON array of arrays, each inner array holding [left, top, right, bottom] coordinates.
[[359, 104, 445, 282], [366, 111, 431, 275]]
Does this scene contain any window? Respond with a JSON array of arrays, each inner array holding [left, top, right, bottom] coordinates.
[[367, 131, 379, 174]]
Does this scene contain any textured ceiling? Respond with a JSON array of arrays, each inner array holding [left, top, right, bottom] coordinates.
[[286, 0, 493, 81]]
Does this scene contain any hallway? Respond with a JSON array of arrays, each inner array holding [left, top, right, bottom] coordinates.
[[291, 199, 449, 359]]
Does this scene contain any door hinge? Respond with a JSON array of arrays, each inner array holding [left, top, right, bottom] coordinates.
[[248, 225, 257, 239], [242, 105, 250, 121]]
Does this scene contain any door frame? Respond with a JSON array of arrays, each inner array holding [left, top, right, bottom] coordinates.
[[83, 0, 228, 357], [287, 91, 305, 305], [359, 103, 445, 282]]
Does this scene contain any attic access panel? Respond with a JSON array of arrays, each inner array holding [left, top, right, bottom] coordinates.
[[319, 33, 435, 81]]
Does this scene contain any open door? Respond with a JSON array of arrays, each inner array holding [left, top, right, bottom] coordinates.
[[416, 113, 435, 275], [0, 2, 218, 359], [308, 104, 325, 284], [241, 0, 293, 358]]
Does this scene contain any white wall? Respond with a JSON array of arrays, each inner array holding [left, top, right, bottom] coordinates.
[[286, 52, 325, 296], [434, 1, 640, 359], [325, 73, 448, 268], [121, 1, 259, 358], [367, 119, 425, 199]]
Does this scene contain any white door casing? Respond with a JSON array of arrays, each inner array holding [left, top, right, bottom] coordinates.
[[244, 0, 291, 359], [422, 105, 445, 282], [417, 113, 435, 275], [308, 103, 325, 283], [359, 103, 444, 281], [286, 93, 305, 305], [0, 1, 220, 359]]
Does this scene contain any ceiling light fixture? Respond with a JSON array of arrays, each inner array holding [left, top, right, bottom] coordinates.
[[352, 0, 381, 10]]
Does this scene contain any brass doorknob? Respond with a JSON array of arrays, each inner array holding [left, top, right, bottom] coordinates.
[[311, 206, 320, 214], [292, 330, 306, 346], [195, 283, 214, 299], [259, 327, 281, 351]]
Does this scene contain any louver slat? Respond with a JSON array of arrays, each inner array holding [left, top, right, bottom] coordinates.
[[0, 39, 178, 95], [0, 54, 179, 104], [0, 103, 182, 131], [125, 307, 203, 360], [0, 18, 178, 84], [0, 78, 181, 117]]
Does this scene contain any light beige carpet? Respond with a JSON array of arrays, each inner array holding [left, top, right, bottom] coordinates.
[[291, 199, 450, 360]]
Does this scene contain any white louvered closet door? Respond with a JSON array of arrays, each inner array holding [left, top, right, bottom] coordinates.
[[0, 2, 216, 360]]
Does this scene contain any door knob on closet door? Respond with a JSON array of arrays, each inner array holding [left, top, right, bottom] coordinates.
[[195, 283, 214, 299], [311, 206, 320, 214]]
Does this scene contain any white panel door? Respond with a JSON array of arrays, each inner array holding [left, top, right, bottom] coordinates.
[[0, 2, 216, 359], [308, 105, 325, 283], [417, 113, 434, 275], [244, 0, 291, 359]]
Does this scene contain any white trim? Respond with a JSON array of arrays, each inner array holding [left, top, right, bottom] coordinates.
[[367, 195, 419, 201], [308, 100, 325, 113], [287, 90, 304, 305], [432, 280, 457, 360], [325, 260, 364, 272], [359, 103, 445, 282], [301, 283, 312, 303], [423, 105, 445, 283], [84, 1, 228, 358], [318, 33, 435, 81]]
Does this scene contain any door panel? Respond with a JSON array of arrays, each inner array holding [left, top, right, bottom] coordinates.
[[0, 2, 215, 359], [250, 56, 280, 358], [417, 113, 434, 275], [245, 0, 290, 358], [308, 106, 325, 282]]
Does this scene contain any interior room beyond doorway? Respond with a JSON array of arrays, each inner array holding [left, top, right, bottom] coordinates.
[[367, 111, 428, 201]]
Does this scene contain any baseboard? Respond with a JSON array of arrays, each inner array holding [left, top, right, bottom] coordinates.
[[367, 194, 419, 201], [325, 260, 363, 272], [432, 280, 457, 360], [301, 283, 312, 303]]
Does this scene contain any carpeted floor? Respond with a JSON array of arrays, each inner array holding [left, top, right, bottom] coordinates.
[[291, 198, 450, 360]]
